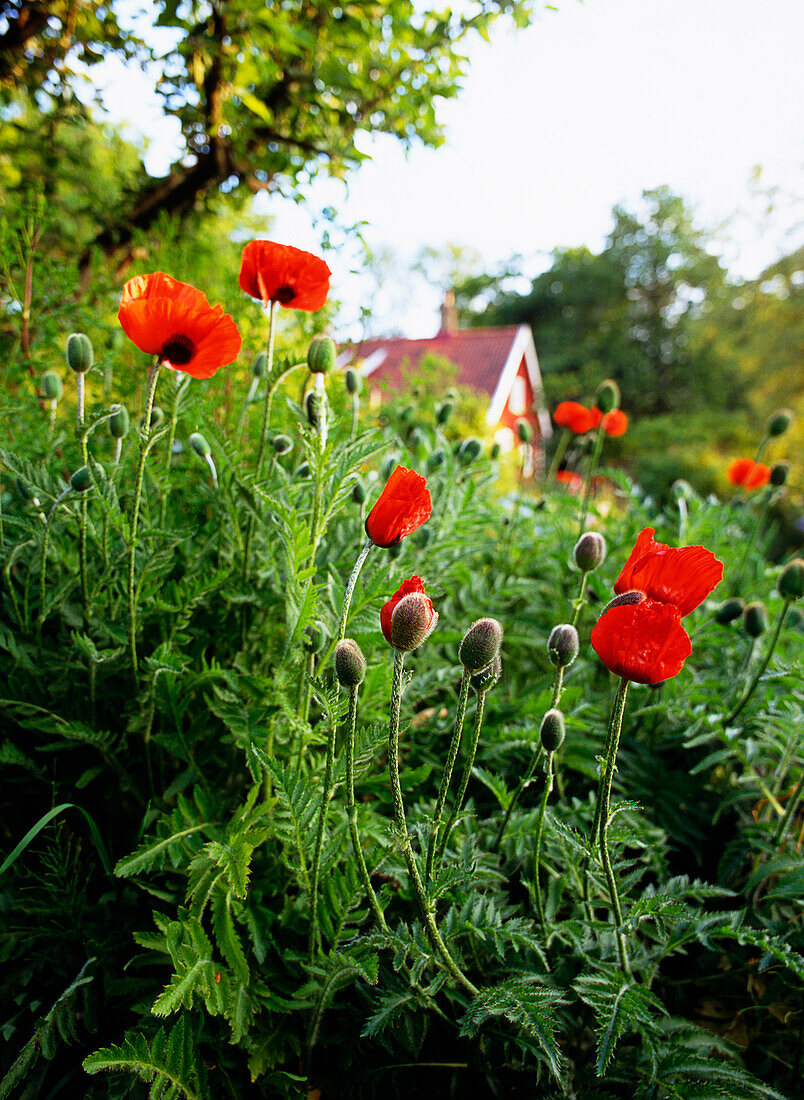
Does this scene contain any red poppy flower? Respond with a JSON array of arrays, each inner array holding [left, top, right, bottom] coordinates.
[[239, 240, 331, 311], [380, 575, 436, 647], [553, 401, 597, 434], [591, 598, 692, 684], [613, 527, 723, 617], [365, 465, 432, 548], [118, 272, 241, 379], [727, 457, 771, 490], [591, 407, 628, 437], [556, 469, 583, 493]]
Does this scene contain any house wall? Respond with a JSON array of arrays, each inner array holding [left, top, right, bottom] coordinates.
[[492, 356, 545, 477]]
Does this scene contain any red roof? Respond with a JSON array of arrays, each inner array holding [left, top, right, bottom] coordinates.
[[352, 326, 521, 397]]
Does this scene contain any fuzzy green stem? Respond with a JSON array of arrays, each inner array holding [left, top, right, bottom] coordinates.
[[37, 486, 72, 633], [345, 685, 387, 929], [545, 428, 571, 484], [425, 668, 471, 887], [235, 376, 260, 444], [76, 373, 89, 614], [577, 424, 606, 538], [309, 665, 339, 960], [569, 572, 589, 628], [337, 538, 374, 642], [724, 600, 791, 726], [773, 770, 804, 846], [160, 374, 188, 526], [533, 751, 555, 943], [127, 360, 162, 677], [596, 676, 631, 975], [437, 689, 489, 865], [388, 650, 478, 996]]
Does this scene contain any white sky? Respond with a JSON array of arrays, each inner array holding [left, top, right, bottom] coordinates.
[[89, 0, 804, 339]]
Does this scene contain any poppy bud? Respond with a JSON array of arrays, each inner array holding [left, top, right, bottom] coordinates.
[[471, 654, 502, 693], [574, 531, 606, 573], [335, 639, 366, 688], [427, 449, 446, 473], [303, 620, 327, 653], [540, 709, 565, 752], [109, 404, 130, 439], [601, 589, 647, 615], [70, 466, 92, 492], [436, 400, 454, 425], [770, 462, 789, 487], [459, 438, 483, 465], [743, 601, 768, 638], [142, 406, 165, 430], [41, 371, 63, 400], [307, 334, 336, 374], [391, 592, 438, 651], [189, 432, 211, 458], [252, 351, 268, 378], [351, 479, 366, 504], [516, 419, 534, 443], [547, 623, 579, 668], [382, 455, 399, 479], [459, 617, 503, 671], [778, 558, 804, 601], [672, 479, 694, 500], [345, 367, 361, 395], [296, 462, 311, 479], [595, 378, 620, 414], [304, 391, 320, 429], [766, 408, 792, 437], [490, 442, 501, 460], [714, 597, 744, 625], [66, 332, 93, 374], [272, 433, 292, 455], [399, 404, 414, 424]]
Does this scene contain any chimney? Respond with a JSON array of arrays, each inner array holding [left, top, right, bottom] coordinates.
[[439, 289, 458, 335]]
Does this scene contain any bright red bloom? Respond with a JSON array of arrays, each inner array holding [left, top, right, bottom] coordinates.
[[727, 457, 771, 490], [591, 598, 692, 684], [553, 401, 597, 434], [591, 407, 628, 437], [239, 240, 331, 311], [118, 272, 241, 379], [556, 469, 583, 493], [613, 527, 723, 617], [365, 465, 431, 548], [380, 575, 436, 646]]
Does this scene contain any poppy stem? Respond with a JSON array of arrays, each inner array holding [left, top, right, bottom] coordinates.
[[388, 650, 478, 996], [773, 770, 804, 847], [337, 538, 374, 642], [76, 373, 90, 615], [545, 428, 571, 485], [159, 373, 189, 527], [344, 683, 387, 930], [533, 749, 555, 944], [437, 687, 489, 866], [732, 487, 773, 595], [127, 360, 162, 678], [577, 424, 606, 538], [723, 600, 791, 726], [254, 300, 279, 477], [596, 676, 631, 975], [425, 668, 471, 888], [308, 663, 340, 961], [37, 486, 73, 636]]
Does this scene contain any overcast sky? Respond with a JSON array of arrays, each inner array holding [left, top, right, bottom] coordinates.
[[93, 0, 804, 339]]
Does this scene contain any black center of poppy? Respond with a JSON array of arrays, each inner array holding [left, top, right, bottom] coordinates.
[[160, 333, 195, 365], [273, 284, 297, 305]]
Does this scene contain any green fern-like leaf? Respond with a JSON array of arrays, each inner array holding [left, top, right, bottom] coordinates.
[[460, 977, 566, 1082], [83, 1016, 208, 1099], [574, 968, 665, 1074]]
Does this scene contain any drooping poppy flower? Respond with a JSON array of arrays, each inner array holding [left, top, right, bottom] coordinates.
[[553, 401, 597, 435], [380, 575, 437, 648], [556, 469, 583, 493], [727, 457, 771, 490], [365, 465, 431, 548], [591, 598, 692, 684], [613, 527, 723, 617], [591, 407, 628, 437], [118, 272, 241, 379], [239, 240, 331, 311]]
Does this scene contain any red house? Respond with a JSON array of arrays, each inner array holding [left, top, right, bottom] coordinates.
[[339, 294, 552, 475]]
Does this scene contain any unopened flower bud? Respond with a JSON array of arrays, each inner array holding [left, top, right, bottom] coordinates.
[[109, 404, 130, 439], [345, 367, 361, 395], [189, 432, 211, 458], [304, 391, 320, 429], [335, 639, 366, 688], [778, 558, 804, 601], [547, 623, 579, 668], [303, 620, 326, 653], [714, 597, 744, 625], [601, 590, 647, 614], [41, 371, 63, 400], [770, 462, 789, 487], [141, 406, 164, 430], [595, 378, 620, 414], [351, 479, 366, 505], [490, 442, 501, 460], [272, 433, 292, 455], [436, 400, 454, 425], [540, 709, 565, 752], [70, 466, 92, 492], [743, 601, 768, 638], [766, 408, 792, 437], [66, 332, 93, 374], [459, 617, 503, 671], [427, 449, 446, 473], [252, 351, 268, 378], [459, 438, 483, 465], [307, 334, 336, 374], [516, 419, 534, 443], [471, 654, 502, 693], [574, 531, 606, 573], [391, 593, 438, 651], [382, 455, 398, 479]]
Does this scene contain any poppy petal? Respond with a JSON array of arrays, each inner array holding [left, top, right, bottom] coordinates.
[[365, 466, 432, 548], [380, 574, 427, 644], [614, 527, 723, 616], [239, 240, 331, 312], [591, 599, 692, 684]]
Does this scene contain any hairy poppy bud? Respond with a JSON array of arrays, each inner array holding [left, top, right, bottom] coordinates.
[[41, 371, 63, 400], [189, 432, 211, 458], [516, 419, 534, 443], [743, 601, 768, 638], [471, 654, 501, 693], [715, 597, 744, 625], [391, 592, 438, 651], [436, 400, 454, 426], [547, 623, 579, 668], [345, 367, 361, 395], [142, 406, 164, 430], [304, 391, 320, 429], [303, 620, 326, 653], [778, 559, 804, 601], [335, 639, 366, 688], [382, 455, 399, 479], [427, 449, 446, 473], [490, 442, 501, 460], [601, 589, 646, 615], [351, 479, 366, 505], [252, 351, 268, 378], [574, 531, 606, 573], [770, 462, 789, 487], [272, 433, 292, 455], [766, 408, 792, 437], [66, 332, 93, 374], [459, 617, 503, 671], [70, 466, 92, 492], [109, 404, 130, 439], [540, 708, 565, 752], [595, 378, 620, 414], [459, 438, 483, 465], [307, 334, 336, 374]]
